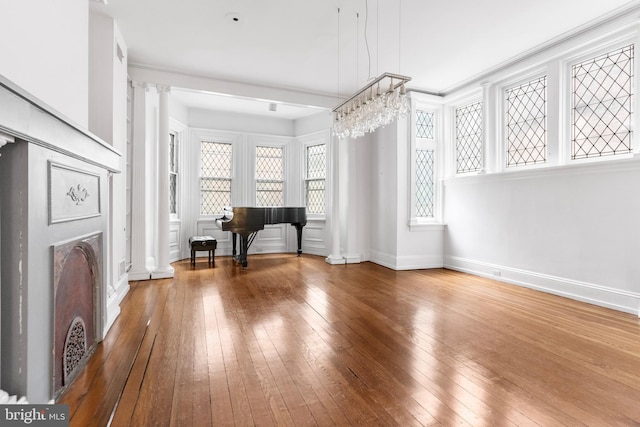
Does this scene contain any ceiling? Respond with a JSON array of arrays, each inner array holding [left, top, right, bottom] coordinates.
[[93, 0, 639, 119]]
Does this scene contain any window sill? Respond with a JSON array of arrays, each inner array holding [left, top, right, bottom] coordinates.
[[408, 219, 445, 232], [307, 213, 326, 222]]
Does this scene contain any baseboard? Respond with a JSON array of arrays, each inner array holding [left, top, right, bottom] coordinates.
[[128, 268, 151, 281], [104, 275, 130, 336], [370, 249, 444, 271], [445, 255, 640, 316]]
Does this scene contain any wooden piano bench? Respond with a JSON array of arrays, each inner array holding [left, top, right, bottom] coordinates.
[[189, 236, 217, 267]]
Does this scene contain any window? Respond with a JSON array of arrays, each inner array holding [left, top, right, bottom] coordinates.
[[572, 44, 634, 159], [305, 144, 326, 214], [505, 76, 547, 167], [416, 110, 435, 139], [455, 101, 483, 173], [200, 141, 232, 215], [169, 132, 178, 215], [256, 145, 284, 207], [416, 149, 435, 217], [415, 108, 437, 219]]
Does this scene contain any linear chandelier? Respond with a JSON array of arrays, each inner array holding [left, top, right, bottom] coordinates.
[[333, 72, 411, 139]]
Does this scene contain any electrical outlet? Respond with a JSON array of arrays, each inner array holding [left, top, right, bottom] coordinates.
[[492, 270, 502, 277]]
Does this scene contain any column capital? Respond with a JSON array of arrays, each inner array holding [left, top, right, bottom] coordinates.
[[156, 84, 171, 94], [0, 130, 15, 156], [131, 81, 150, 90]]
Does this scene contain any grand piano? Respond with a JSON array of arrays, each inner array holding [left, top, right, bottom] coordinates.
[[216, 207, 307, 268]]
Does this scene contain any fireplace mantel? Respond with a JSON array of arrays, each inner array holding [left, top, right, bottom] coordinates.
[[0, 75, 120, 171], [0, 74, 122, 403]]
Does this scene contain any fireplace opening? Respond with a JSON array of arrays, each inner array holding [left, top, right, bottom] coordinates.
[[53, 234, 102, 397]]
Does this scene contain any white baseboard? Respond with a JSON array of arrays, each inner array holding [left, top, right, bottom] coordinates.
[[370, 250, 444, 270], [128, 268, 151, 281], [445, 255, 640, 316], [104, 274, 130, 336]]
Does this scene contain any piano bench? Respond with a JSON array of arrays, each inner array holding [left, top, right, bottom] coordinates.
[[189, 236, 217, 267]]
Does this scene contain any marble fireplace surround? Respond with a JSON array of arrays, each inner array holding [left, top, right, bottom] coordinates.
[[0, 75, 121, 403]]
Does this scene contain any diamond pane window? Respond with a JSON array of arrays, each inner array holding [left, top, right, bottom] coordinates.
[[305, 144, 326, 214], [572, 44, 634, 159], [455, 101, 483, 173], [416, 149, 434, 218], [256, 146, 284, 207], [169, 133, 178, 214], [416, 110, 435, 139], [506, 76, 547, 167], [200, 141, 232, 215]]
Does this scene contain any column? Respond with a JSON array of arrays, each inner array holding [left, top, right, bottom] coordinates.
[[0, 131, 14, 155], [152, 85, 174, 279], [326, 134, 345, 264], [128, 81, 151, 280]]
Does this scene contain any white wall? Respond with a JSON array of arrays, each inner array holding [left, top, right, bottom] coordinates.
[[89, 11, 130, 332], [444, 161, 640, 314], [0, 0, 89, 127], [294, 111, 332, 137], [369, 118, 445, 270], [189, 108, 295, 136], [370, 123, 399, 261]]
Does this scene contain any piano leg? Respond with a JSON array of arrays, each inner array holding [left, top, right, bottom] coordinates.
[[232, 232, 237, 257], [294, 223, 303, 256], [240, 234, 249, 269]]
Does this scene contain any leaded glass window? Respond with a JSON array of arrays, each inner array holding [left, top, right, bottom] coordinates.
[[200, 141, 232, 215], [169, 133, 178, 215], [416, 110, 435, 139], [305, 144, 326, 214], [506, 76, 547, 167], [416, 149, 434, 218], [455, 101, 483, 173], [256, 146, 284, 207], [572, 44, 634, 159]]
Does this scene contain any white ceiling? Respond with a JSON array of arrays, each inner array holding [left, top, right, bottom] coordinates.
[[94, 0, 640, 119]]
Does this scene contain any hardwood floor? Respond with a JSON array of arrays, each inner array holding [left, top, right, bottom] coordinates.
[[59, 254, 640, 426]]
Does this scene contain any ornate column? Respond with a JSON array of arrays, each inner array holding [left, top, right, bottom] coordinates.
[[152, 85, 174, 279], [128, 81, 151, 280]]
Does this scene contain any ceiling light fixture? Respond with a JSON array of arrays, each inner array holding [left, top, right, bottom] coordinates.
[[333, 0, 411, 139]]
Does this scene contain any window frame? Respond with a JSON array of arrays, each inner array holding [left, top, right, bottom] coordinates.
[[198, 138, 234, 217], [453, 98, 485, 175], [502, 73, 549, 169], [304, 142, 327, 216], [562, 36, 637, 165], [168, 131, 179, 218], [408, 93, 444, 229], [254, 141, 286, 208]]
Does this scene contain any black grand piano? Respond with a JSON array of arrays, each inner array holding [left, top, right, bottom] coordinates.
[[216, 207, 307, 268]]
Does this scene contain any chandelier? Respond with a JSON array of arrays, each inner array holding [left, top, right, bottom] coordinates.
[[333, 72, 411, 139]]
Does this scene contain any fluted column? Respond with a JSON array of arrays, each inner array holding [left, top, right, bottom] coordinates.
[[152, 85, 174, 279]]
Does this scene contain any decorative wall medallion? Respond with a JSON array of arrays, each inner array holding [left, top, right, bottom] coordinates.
[[67, 185, 90, 205], [49, 161, 101, 224]]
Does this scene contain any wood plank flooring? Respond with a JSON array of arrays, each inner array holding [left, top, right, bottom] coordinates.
[[59, 254, 640, 426]]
